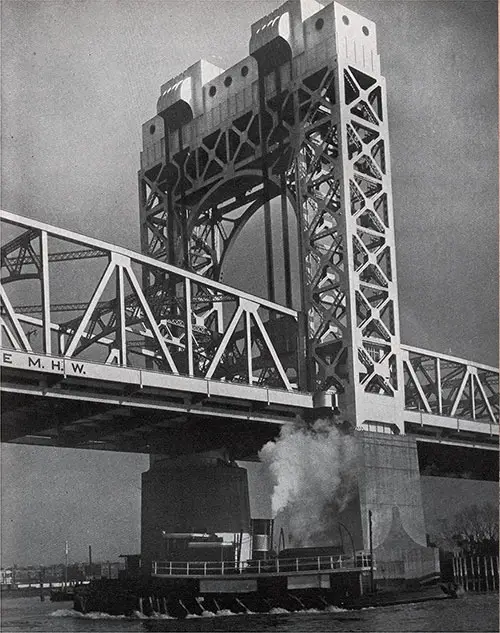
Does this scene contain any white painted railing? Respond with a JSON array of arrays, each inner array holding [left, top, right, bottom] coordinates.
[[151, 554, 373, 577]]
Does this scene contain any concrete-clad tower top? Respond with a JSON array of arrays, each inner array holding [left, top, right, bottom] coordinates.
[[249, 0, 324, 57], [152, 2, 380, 131]]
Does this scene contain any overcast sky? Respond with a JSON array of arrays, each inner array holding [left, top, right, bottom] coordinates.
[[1, 0, 497, 567]]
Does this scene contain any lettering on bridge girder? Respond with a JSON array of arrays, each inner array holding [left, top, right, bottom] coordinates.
[[0, 349, 87, 376]]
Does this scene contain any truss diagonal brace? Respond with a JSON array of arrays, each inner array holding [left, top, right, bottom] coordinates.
[[205, 305, 244, 380], [64, 260, 116, 357], [123, 261, 179, 374], [403, 357, 432, 413], [252, 309, 292, 391], [0, 285, 33, 352]]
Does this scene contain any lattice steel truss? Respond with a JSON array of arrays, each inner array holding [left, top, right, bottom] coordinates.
[[138, 0, 404, 427], [0, 211, 299, 391], [402, 345, 499, 426], [1, 212, 496, 439]]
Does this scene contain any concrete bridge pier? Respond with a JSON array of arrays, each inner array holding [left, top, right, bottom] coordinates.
[[355, 432, 439, 587], [140, 450, 251, 575]]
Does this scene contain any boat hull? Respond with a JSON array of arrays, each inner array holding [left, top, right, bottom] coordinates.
[[73, 574, 364, 618]]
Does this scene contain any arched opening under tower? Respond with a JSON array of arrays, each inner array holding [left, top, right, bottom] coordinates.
[[219, 193, 300, 310]]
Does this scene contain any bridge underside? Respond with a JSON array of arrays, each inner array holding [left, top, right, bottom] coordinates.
[[1, 375, 298, 459], [2, 369, 497, 456]]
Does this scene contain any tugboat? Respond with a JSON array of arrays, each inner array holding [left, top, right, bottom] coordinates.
[[73, 532, 374, 618]]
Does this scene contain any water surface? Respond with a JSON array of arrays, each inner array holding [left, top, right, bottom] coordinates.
[[1, 592, 497, 632]]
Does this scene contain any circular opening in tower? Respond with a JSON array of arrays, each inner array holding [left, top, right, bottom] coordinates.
[[315, 18, 324, 30], [241, 65, 249, 77], [362, 26, 369, 36], [342, 15, 350, 25], [224, 76, 233, 87], [149, 124, 156, 135], [209, 86, 217, 97]]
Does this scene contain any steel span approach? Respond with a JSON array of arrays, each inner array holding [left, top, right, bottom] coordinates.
[[3, 0, 497, 450], [1, 209, 497, 454]]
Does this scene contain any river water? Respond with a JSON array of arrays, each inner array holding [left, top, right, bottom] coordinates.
[[1, 592, 498, 632]]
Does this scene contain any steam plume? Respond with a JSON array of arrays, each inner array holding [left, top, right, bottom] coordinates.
[[259, 419, 359, 547]]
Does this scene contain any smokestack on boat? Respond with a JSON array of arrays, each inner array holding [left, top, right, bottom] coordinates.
[[250, 518, 274, 560]]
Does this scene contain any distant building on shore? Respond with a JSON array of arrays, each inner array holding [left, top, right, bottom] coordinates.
[[1, 560, 124, 587]]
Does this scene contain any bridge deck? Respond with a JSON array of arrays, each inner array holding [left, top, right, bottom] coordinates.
[[1, 210, 498, 455]]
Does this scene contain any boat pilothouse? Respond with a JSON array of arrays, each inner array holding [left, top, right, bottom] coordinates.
[[159, 532, 239, 569]]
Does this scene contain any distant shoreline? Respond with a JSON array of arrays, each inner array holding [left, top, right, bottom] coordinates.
[[1, 587, 64, 600]]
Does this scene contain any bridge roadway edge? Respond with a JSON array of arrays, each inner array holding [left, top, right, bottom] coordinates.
[[1, 345, 497, 453]]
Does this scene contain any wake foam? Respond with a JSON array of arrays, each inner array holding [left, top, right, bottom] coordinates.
[[50, 604, 349, 620], [50, 609, 78, 618], [324, 605, 349, 613], [50, 609, 127, 619], [186, 609, 236, 618], [138, 611, 174, 619]]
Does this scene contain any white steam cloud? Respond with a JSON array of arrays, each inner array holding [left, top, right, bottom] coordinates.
[[259, 419, 359, 548]]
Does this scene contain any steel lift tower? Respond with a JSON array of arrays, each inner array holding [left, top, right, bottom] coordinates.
[[139, 0, 402, 433], [139, 0, 460, 578], [136, 0, 435, 577]]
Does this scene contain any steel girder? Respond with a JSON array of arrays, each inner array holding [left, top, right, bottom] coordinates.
[[0, 211, 299, 391], [1, 211, 497, 433]]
